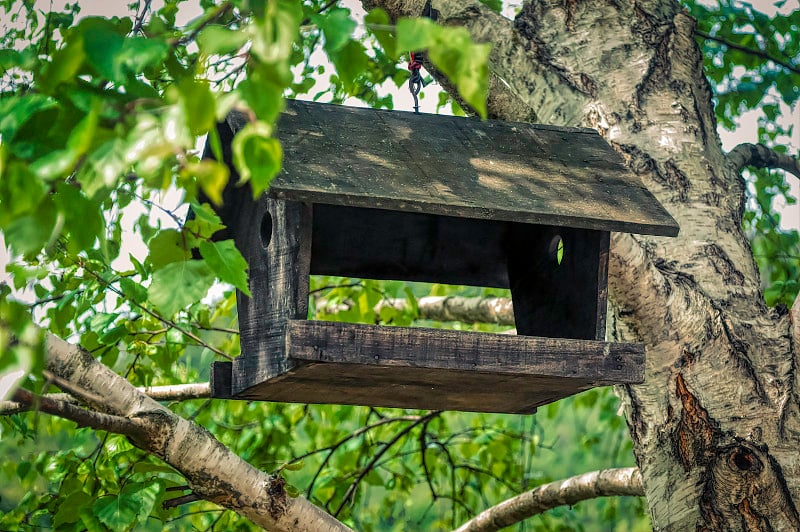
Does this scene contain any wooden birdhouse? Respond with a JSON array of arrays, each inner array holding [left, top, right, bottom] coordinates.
[[208, 99, 678, 414]]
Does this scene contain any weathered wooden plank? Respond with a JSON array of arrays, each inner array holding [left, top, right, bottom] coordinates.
[[285, 320, 644, 384], [230, 364, 594, 413], [210, 361, 233, 398], [595, 231, 611, 340], [227, 198, 313, 396], [224, 100, 679, 236]]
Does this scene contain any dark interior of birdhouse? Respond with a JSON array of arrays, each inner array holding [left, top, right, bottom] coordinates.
[[259, 202, 608, 342]]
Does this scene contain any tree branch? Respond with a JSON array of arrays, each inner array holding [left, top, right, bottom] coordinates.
[[378, 296, 515, 326], [163, 493, 202, 509], [40, 333, 351, 531], [791, 290, 800, 351], [11, 388, 146, 437], [695, 30, 800, 77], [729, 143, 800, 180], [0, 382, 211, 415], [453, 468, 644, 532]]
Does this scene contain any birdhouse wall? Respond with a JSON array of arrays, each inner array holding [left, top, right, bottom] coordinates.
[[224, 196, 312, 395], [308, 203, 609, 341]]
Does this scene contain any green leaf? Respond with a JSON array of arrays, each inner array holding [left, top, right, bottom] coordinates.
[[122, 481, 162, 522], [186, 202, 226, 239], [184, 160, 230, 206], [0, 161, 47, 222], [428, 31, 490, 118], [366, 8, 397, 59], [329, 40, 369, 95], [174, 78, 216, 136], [198, 25, 248, 55], [39, 36, 85, 93], [76, 18, 166, 84], [0, 49, 23, 69], [16, 461, 31, 480], [231, 121, 283, 198], [199, 239, 251, 296], [478, 0, 503, 12], [249, 0, 302, 65], [147, 260, 215, 317], [93, 492, 139, 530], [312, 7, 356, 53], [283, 459, 304, 471], [0, 94, 56, 142], [54, 490, 93, 527], [395, 17, 439, 52], [80, 18, 126, 82], [237, 66, 286, 123], [53, 182, 105, 254], [78, 138, 128, 198], [146, 229, 190, 269], [120, 278, 148, 305], [4, 199, 57, 256]]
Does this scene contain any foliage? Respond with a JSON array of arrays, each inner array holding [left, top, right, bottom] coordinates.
[[0, 0, 797, 530], [688, 0, 800, 306]]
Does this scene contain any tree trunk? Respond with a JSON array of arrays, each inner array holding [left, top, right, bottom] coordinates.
[[366, 0, 800, 528]]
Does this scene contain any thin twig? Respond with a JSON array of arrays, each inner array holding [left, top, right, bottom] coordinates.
[[172, 2, 234, 47], [301, 414, 425, 497], [82, 266, 233, 360], [163, 493, 202, 509], [695, 30, 800, 76], [333, 411, 440, 517], [131, 0, 152, 35]]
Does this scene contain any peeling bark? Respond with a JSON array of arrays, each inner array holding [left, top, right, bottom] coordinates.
[[453, 468, 643, 532], [363, 0, 800, 529]]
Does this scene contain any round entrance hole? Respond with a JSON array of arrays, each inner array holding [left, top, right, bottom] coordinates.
[[260, 211, 273, 249], [548, 235, 564, 265]]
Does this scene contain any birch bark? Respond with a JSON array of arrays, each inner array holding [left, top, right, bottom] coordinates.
[[363, 0, 800, 528]]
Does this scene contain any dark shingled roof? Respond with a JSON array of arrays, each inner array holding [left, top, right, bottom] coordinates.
[[227, 99, 679, 237]]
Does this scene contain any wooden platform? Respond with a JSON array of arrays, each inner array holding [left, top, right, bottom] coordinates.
[[211, 321, 645, 414]]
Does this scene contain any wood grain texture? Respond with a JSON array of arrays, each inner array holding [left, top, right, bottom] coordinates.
[[213, 320, 644, 413], [228, 364, 587, 414], [226, 100, 679, 236], [287, 321, 642, 382], [227, 198, 313, 396]]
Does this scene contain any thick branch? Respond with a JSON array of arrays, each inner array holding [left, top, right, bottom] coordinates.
[[42, 334, 351, 531], [377, 296, 515, 326], [729, 143, 800, 180], [453, 468, 643, 532]]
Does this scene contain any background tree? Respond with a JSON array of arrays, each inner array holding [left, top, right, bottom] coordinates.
[[0, 0, 798, 530]]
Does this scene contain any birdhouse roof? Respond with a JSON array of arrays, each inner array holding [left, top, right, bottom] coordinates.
[[227, 100, 679, 237]]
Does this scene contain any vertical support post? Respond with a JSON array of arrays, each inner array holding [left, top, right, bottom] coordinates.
[[594, 231, 610, 341], [229, 197, 312, 395]]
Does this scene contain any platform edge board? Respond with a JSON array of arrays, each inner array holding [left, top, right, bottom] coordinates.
[[285, 320, 645, 384]]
